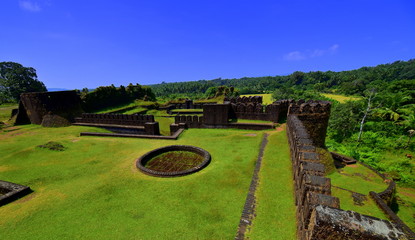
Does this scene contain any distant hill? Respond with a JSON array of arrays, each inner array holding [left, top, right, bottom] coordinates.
[[149, 59, 415, 97], [47, 88, 68, 92], [47, 88, 96, 92]]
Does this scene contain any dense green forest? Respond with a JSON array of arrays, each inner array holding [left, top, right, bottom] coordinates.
[[150, 59, 415, 97], [80, 83, 155, 112]]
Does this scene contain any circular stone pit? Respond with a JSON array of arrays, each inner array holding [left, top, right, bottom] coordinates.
[[136, 145, 211, 177]]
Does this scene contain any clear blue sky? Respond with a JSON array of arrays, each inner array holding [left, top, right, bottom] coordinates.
[[1, 0, 414, 89]]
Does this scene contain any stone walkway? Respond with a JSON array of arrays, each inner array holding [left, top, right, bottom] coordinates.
[[235, 133, 269, 240]]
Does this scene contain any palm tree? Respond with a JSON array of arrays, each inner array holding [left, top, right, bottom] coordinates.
[[373, 92, 412, 122]]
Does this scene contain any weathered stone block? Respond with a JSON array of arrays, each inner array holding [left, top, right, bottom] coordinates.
[[203, 104, 230, 125], [16, 91, 84, 126], [144, 122, 160, 135], [306, 205, 408, 240]]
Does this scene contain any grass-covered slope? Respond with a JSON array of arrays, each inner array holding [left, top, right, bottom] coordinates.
[[0, 126, 267, 239], [329, 163, 415, 230], [329, 163, 388, 219], [396, 187, 415, 230], [321, 93, 361, 103], [0, 104, 17, 122]]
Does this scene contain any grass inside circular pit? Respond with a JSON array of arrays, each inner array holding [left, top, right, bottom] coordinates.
[[145, 151, 205, 172]]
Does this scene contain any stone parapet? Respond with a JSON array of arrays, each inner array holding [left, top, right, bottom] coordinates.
[[75, 113, 155, 126]]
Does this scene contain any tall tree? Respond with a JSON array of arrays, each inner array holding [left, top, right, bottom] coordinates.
[[0, 62, 47, 102], [328, 100, 364, 142], [357, 89, 378, 142]]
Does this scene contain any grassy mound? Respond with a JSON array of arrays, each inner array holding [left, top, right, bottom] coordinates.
[[329, 163, 388, 219]]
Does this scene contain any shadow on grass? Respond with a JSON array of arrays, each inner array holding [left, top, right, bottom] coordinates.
[[3, 127, 21, 133], [390, 196, 400, 213]]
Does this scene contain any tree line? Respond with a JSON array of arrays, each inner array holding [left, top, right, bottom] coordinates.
[[80, 84, 155, 112], [150, 59, 415, 97]]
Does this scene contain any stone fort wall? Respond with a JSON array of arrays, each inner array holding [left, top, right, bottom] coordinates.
[[16, 91, 83, 126], [225, 97, 290, 123], [286, 100, 414, 240], [75, 113, 155, 126]]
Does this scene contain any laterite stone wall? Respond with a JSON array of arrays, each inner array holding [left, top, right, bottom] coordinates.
[[286, 100, 413, 240], [16, 91, 83, 126]]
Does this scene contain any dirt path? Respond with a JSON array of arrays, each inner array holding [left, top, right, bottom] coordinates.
[[235, 133, 269, 240], [274, 123, 285, 132]]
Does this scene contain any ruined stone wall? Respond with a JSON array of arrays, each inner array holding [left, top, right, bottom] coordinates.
[[286, 100, 414, 239], [330, 152, 357, 165], [286, 113, 340, 239], [228, 99, 290, 123], [203, 104, 230, 125], [17, 91, 83, 125], [75, 113, 155, 126], [174, 115, 204, 128], [288, 100, 331, 148], [162, 101, 215, 111], [225, 96, 263, 104], [307, 205, 409, 240]]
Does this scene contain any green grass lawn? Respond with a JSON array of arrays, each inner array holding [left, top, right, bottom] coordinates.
[[240, 94, 273, 105], [322, 93, 361, 103], [395, 187, 415, 230], [328, 163, 389, 220], [0, 125, 277, 239], [232, 119, 275, 124], [330, 165, 415, 231], [94, 102, 137, 114], [155, 116, 175, 136], [247, 127, 296, 239], [121, 107, 147, 115], [94, 100, 157, 114], [0, 103, 18, 122], [195, 96, 224, 104]]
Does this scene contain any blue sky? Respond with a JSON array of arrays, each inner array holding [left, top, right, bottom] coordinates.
[[1, 0, 414, 89]]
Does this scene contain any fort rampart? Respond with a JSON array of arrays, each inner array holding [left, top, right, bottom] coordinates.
[[75, 113, 155, 126], [224, 96, 263, 104], [74, 113, 160, 135], [227, 98, 290, 123], [286, 100, 414, 239]]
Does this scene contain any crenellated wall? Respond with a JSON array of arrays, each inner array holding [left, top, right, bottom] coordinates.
[[174, 115, 204, 128], [286, 100, 414, 240], [286, 112, 340, 239], [75, 113, 155, 126], [224, 96, 263, 104], [74, 113, 160, 135], [227, 99, 290, 123], [288, 100, 331, 147]]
